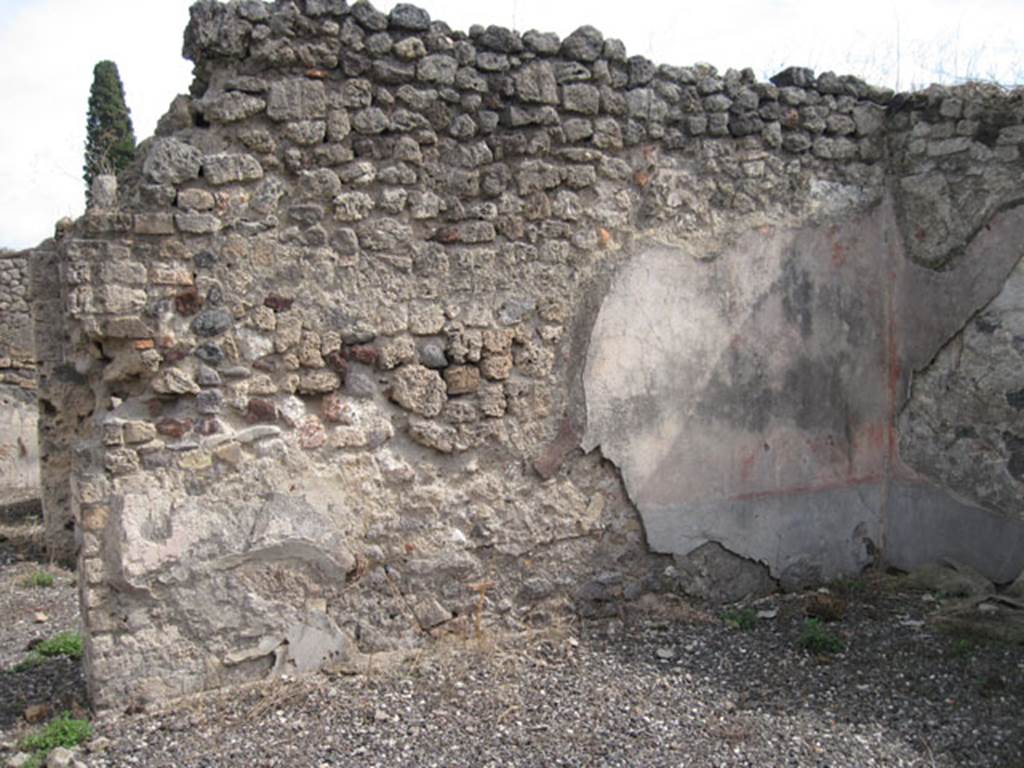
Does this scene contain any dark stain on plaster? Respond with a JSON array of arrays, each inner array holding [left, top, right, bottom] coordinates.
[[1006, 389, 1024, 410], [780, 256, 814, 338], [696, 343, 852, 440], [1004, 433, 1024, 483], [698, 345, 775, 434], [785, 355, 849, 435]]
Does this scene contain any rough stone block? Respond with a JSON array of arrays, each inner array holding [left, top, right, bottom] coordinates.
[[561, 25, 603, 62], [201, 92, 266, 123], [267, 79, 327, 121], [444, 365, 480, 395], [562, 83, 601, 115], [143, 138, 202, 184], [175, 213, 223, 234], [417, 54, 458, 85], [202, 153, 264, 185], [390, 364, 447, 416]]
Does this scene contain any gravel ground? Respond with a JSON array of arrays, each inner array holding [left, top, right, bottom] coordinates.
[[0, 521, 87, 740], [1, 521, 1022, 768]]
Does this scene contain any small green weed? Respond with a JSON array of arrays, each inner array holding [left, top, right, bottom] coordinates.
[[34, 631, 84, 660], [722, 608, 757, 631], [799, 618, 845, 654], [19, 711, 92, 762], [13, 631, 84, 670], [22, 570, 55, 588], [951, 638, 974, 659]]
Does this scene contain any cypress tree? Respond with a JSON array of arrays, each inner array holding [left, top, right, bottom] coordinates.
[[83, 60, 136, 204]]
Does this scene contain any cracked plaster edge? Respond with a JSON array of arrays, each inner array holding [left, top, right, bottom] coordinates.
[[898, 202, 1024, 385]]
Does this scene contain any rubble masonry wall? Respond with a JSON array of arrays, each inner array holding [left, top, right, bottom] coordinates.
[[40, 0, 1024, 708], [0, 248, 41, 517]]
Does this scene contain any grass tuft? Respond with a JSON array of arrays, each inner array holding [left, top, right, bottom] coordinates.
[[798, 618, 845, 654], [722, 608, 757, 631], [19, 711, 92, 760], [22, 570, 55, 588], [13, 631, 84, 671], [34, 631, 84, 660]]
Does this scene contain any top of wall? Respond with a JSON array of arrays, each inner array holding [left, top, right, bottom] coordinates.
[[93, 0, 1021, 269], [172, 0, 1024, 133], [174, 0, 901, 157]]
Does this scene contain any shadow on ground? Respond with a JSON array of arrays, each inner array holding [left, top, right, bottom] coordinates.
[[0, 519, 87, 738]]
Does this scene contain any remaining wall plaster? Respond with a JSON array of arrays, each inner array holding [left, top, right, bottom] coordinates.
[[583, 200, 1024, 587]]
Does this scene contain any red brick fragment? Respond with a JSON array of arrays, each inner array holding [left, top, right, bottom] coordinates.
[[245, 398, 277, 423], [349, 345, 378, 366], [163, 345, 191, 364], [433, 226, 460, 243], [156, 418, 193, 439], [174, 287, 203, 316], [264, 295, 294, 312], [324, 350, 348, 375]]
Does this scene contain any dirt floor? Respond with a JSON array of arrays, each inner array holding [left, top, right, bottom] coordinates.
[[1, 518, 1023, 768]]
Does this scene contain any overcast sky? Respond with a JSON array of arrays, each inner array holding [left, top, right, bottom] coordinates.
[[1, 0, 1022, 249]]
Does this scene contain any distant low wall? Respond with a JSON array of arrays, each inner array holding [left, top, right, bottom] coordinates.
[[0, 248, 40, 512]]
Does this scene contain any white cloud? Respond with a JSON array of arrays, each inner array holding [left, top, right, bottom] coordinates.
[[0, 0, 1020, 249]]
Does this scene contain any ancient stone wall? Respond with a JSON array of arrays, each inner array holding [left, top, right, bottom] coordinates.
[[0, 248, 41, 516], [43, 0, 1024, 708], [30, 236, 86, 564]]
